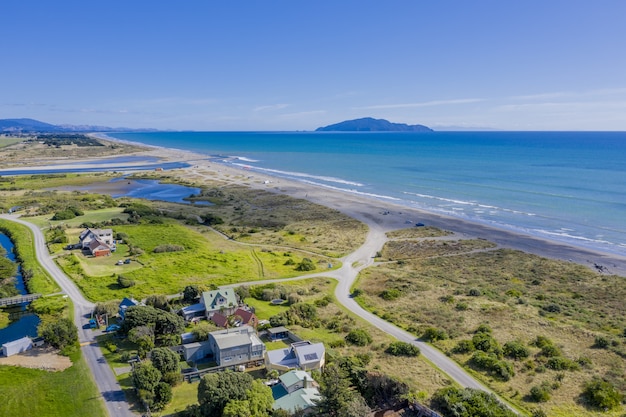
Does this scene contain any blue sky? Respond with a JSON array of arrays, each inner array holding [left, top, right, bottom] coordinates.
[[2, 1, 626, 131]]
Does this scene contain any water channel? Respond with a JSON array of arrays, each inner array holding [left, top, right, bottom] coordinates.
[[0, 233, 40, 345]]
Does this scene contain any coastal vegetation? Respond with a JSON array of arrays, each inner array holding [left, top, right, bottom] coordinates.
[[353, 229, 626, 416], [2, 158, 625, 415]]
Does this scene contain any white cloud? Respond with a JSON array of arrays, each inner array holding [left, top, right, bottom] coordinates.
[[253, 103, 290, 112], [354, 98, 484, 110]]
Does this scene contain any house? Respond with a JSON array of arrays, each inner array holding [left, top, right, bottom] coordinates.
[[201, 288, 238, 319], [265, 341, 325, 372], [210, 307, 258, 329], [180, 303, 206, 321], [272, 370, 320, 415], [79, 228, 114, 257], [2, 336, 33, 357], [181, 325, 265, 367], [118, 297, 140, 320], [208, 325, 265, 367]]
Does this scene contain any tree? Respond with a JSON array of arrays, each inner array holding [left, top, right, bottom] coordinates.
[[132, 362, 162, 392], [385, 341, 420, 357], [246, 380, 273, 417], [145, 294, 170, 311], [183, 285, 201, 303], [154, 310, 185, 336], [93, 300, 118, 318], [39, 317, 78, 350], [222, 400, 251, 417], [197, 372, 253, 416], [151, 347, 180, 375], [153, 382, 173, 411], [503, 340, 530, 360], [316, 363, 354, 416]]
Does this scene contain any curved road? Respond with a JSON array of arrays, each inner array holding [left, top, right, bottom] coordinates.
[[1, 214, 134, 417]]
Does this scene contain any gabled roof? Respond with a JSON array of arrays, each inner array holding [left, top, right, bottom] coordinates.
[[233, 308, 256, 324], [202, 289, 237, 312], [211, 312, 229, 328], [119, 297, 139, 309], [266, 341, 325, 370], [272, 388, 321, 413], [279, 370, 313, 389]]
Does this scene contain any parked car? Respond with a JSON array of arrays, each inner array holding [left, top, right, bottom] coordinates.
[[116, 260, 124, 265], [124, 258, 131, 264], [105, 324, 121, 332]]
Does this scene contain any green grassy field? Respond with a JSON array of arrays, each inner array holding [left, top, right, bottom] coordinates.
[[0, 137, 23, 148], [0, 353, 107, 417], [57, 220, 339, 301]]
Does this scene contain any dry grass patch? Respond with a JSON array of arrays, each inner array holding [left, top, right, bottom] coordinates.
[[386, 226, 453, 239], [381, 238, 496, 260], [355, 246, 626, 415]]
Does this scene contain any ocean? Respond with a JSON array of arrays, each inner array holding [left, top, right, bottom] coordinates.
[[110, 131, 626, 256]]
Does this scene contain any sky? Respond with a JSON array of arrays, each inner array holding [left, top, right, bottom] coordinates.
[[2, 1, 626, 131]]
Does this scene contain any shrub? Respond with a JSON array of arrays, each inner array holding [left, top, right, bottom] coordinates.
[[472, 333, 501, 356], [470, 351, 514, 381], [455, 302, 469, 311], [422, 327, 449, 342], [582, 378, 623, 410], [386, 341, 420, 357], [345, 329, 373, 346], [153, 244, 185, 253], [118, 274, 135, 288], [503, 340, 530, 360], [593, 335, 610, 349], [453, 339, 475, 354], [529, 385, 551, 402], [468, 288, 482, 296], [380, 288, 401, 300], [295, 258, 316, 271], [546, 357, 580, 371], [543, 303, 561, 313], [475, 324, 492, 334]]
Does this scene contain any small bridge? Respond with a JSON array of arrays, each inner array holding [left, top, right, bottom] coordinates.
[[0, 293, 42, 307]]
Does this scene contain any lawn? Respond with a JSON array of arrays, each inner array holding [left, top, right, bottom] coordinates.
[[58, 221, 339, 301], [0, 137, 23, 148], [27, 207, 129, 230], [0, 353, 107, 417]]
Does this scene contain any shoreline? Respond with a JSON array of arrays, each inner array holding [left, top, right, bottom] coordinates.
[[7, 133, 626, 277]]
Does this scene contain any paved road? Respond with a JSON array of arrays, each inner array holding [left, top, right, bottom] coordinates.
[[1, 214, 134, 417]]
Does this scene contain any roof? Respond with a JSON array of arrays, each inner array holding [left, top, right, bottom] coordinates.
[[211, 313, 229, 328], [2, 336, 32, 348], [272, 388, 321, 413], [212, 332, 252, 350], [294, 342, 325, 366], [233, 308, 256, 323], [119, 297, 139, 309], [266, 346, 298, 369], [279, 370, 313, 388], [181, 303, 205, 314], [268, 326, 289, 334], [202, 289, 237, 312]]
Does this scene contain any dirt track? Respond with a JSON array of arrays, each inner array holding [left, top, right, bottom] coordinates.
[[0, 347, 71, 371]]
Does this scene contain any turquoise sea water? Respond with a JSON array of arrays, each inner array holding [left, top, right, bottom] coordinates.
[[111, 131, 626, 256]]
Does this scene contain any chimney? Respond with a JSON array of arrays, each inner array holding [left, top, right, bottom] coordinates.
[[303, 374, 310, 389]]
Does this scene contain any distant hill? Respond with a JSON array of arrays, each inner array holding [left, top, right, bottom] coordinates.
[[0, 118, 152, 133], [316, 117, 433, 132]]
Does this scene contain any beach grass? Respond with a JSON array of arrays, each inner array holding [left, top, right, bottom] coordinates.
[[354, 234, 626, 416], [0, 353, 107, 417]]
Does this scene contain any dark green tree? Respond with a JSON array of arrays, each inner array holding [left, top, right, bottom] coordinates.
[[183, 285, 201, 303], [39, 317, 78, 350], [581, 378, 623, 410], [151, 347, 180, 375], [315, 363, 354, 416], [132, 362, 162, 392], [197, 371, 253, 416]]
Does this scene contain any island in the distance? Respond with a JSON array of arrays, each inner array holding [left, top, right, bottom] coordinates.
[[316, 117, 433, 132]]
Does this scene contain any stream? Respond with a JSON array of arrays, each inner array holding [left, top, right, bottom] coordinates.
[[0, 233, 40, 345]]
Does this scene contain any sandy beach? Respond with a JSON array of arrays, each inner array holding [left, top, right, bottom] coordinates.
[[6, 137, 626, 277]]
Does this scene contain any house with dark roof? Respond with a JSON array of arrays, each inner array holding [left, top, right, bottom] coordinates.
[[208, 325, 265, 367], [265, 341, 325, 372], [210, 307, 258, 329], [201, 288, 238, 319], [79, 228, 114, 256]]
